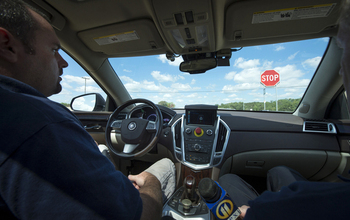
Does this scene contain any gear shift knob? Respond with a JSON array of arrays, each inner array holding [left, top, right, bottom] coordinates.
[[183, 175, 196, 201], [185, 175, 195, 189]]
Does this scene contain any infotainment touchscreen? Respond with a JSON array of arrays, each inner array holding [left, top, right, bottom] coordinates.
[[185, 105, 217, 125]]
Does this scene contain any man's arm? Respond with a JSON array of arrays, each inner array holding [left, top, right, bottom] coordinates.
[[129, 172, 162, 220]]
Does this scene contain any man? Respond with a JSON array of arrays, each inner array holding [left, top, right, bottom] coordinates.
[[220, 1, 350, 219], [0, 0, 174, 219]]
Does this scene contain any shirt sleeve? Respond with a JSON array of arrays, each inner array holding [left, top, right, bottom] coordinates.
[[0, 120, 143, 220], [244, 181, 350, 220]]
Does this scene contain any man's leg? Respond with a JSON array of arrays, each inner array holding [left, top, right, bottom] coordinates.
[[267, 166, 307, 192], [144, 158, 176, 203], [218, 174, 259, 207]]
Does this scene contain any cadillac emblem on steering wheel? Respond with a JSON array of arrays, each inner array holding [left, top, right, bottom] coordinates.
[[128, 122, 137, 131]]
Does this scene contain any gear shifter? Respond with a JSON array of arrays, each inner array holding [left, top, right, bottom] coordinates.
[[184, 175, 196, 200], [162, 175, 209, 218], [182, 175, 199, 204]]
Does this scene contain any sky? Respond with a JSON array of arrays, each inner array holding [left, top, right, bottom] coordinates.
[[49, 37, 329, 110]]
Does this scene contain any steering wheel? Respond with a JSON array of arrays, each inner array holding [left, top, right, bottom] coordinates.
[[105, 99, 163, 158]]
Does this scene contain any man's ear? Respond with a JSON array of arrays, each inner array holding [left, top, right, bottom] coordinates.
[[0, 28, 20, 63]]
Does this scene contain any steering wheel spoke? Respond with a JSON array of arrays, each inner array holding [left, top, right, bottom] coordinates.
[[146, 121, 157, 133], [123, 144, 139, 154], [110, 120, 122, 132]]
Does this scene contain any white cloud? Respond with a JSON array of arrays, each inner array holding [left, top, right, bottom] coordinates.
[[288, 51, 299, 60], [63, 75, 94, 85], [151, 71, 177, 82], [225, 71, 236, 80], [222, 83, 262, 94], [232, 67, 262, 84], [75, 86, 102, 93], [274, 45, 285, 51], [274, 65, 309, 88], [163, 94, 172, 98], [262, 60, 274, 70], [275, 65, 304, 80], [191, 79, 196, 84], [119, 76, 134, 83], [187, 93, 198, 98], [206, 84, 216, 90], [142, 80, 165, 91], [123, 69, 132, 72], [302, 56, 322, 69], [234, 58, 260, 69], [61, 81, 73, 89], [171, 83, 200, 91]]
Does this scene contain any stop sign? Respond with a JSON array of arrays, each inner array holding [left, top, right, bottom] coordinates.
[[261, 70, 280, 87]]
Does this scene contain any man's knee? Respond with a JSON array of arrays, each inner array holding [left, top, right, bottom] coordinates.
[[219, 174, 241, 186]]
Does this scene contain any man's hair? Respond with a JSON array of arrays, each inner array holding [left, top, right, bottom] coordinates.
[[0, 0, 49, 54]]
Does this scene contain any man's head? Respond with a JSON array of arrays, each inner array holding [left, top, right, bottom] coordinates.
[[0, 0, 68, 97]]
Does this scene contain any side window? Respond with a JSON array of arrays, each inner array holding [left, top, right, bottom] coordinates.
[[49, 50, 107, 111], [328, 90, 350, 119]]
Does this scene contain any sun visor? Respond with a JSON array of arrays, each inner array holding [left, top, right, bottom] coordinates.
[[78, 19, 164, 56], [225, 0, 342, 42], [24, 0, 66, 31]]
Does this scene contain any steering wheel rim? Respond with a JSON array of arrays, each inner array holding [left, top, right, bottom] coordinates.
[[105, 99, 163, 159]]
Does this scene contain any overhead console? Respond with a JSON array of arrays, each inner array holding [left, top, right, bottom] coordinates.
[[171, 105, 230, 170], [151, 0, 215, 54]]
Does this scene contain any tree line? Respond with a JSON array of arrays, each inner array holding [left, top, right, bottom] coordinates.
[[157, 98, 301, 112], [217, 98, 301, 112]]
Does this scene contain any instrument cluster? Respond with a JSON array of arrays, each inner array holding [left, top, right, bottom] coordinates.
[[130, 106, 172, 124]]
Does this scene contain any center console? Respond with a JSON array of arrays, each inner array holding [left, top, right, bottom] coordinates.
[[164, 105, 231, 219], [172, 105, 230, 170]]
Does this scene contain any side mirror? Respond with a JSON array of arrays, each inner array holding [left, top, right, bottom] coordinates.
[[70, 93, 106, 111]]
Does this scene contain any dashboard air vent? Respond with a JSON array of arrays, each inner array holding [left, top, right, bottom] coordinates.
[[303, 121, 336, 134], [174, 119, 182, 150], [215, 122, 227, 152]]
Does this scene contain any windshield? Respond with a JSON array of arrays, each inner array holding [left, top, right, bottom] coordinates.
[[50, 38, 329, 112], [109, 38, 329, 111]]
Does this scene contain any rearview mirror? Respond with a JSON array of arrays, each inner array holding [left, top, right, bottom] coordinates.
[[180, 58, 217, 74], [70, 93, 106, 111]]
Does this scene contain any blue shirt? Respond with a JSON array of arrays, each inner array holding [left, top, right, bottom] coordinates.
[[0, 75, 143, 219], [245, 181, 350, 219]]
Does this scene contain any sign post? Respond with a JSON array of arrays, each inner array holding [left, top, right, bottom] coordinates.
[[260, 70, 280, 111]]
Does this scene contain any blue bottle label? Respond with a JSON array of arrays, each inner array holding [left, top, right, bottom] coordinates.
[[204, 181, 241, 220], [212, 194, 240, 220]]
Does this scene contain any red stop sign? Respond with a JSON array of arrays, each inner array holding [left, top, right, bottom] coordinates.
[[261, 70, 280, 87]]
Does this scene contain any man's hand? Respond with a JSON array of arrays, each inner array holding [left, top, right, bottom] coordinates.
[[128, 171, 153, 190], [238, 205, 250, 219], [128, 172, 162, 220]]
